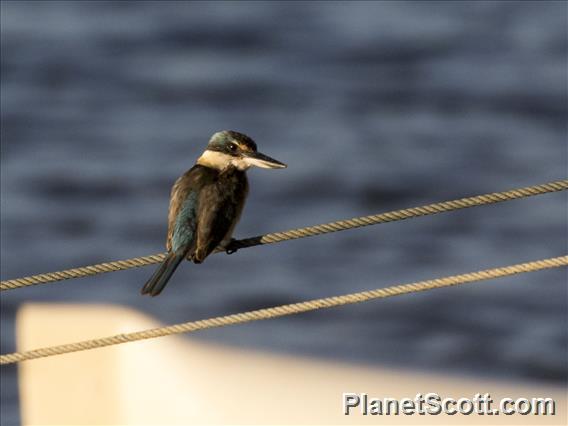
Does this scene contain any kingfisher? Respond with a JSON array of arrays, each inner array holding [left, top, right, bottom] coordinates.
[[141, 130, 287, 296]]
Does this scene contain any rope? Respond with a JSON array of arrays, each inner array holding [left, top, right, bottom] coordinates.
[[1, 179, 567, 291], [1, 255, 566, 365]]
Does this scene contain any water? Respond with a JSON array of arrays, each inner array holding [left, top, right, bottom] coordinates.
[[1, 1, 567, 424]]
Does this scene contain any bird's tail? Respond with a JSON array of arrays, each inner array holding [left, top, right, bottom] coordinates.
[[140, 252, 185, 297]]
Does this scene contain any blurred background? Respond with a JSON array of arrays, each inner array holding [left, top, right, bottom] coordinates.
[[1, 1, 566, 424]]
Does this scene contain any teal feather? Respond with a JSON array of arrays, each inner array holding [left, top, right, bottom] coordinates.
[[171, 191, 198, 253]]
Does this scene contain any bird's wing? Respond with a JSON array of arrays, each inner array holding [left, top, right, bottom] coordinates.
[[166, 167, 201, 254]]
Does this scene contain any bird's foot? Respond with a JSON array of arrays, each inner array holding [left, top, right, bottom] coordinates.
[[225, 238, 239, 255]]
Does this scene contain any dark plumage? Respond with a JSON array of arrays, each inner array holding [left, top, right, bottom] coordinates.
[[141, 130, 286, 296]]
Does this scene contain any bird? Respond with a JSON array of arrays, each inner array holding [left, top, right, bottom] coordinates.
[[141, 130, 287, 296]]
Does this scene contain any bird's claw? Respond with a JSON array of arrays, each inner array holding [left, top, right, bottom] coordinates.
[[225, 239, 239, 255]]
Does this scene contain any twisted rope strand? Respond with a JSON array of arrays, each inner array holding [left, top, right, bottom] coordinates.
[[1, 179, 567, 291], [1, 255, 566, 365]]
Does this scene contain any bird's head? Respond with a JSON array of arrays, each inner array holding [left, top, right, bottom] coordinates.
[[197, 130, 287, 171]]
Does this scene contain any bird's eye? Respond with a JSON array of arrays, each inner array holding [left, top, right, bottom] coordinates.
[[228, 143, 238, 151]]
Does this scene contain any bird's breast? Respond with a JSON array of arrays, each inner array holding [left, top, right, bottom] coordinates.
[[196, 168, 249, 220]]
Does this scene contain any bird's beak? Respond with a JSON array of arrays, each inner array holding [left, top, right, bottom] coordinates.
[[242, 151, 287, 169]]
